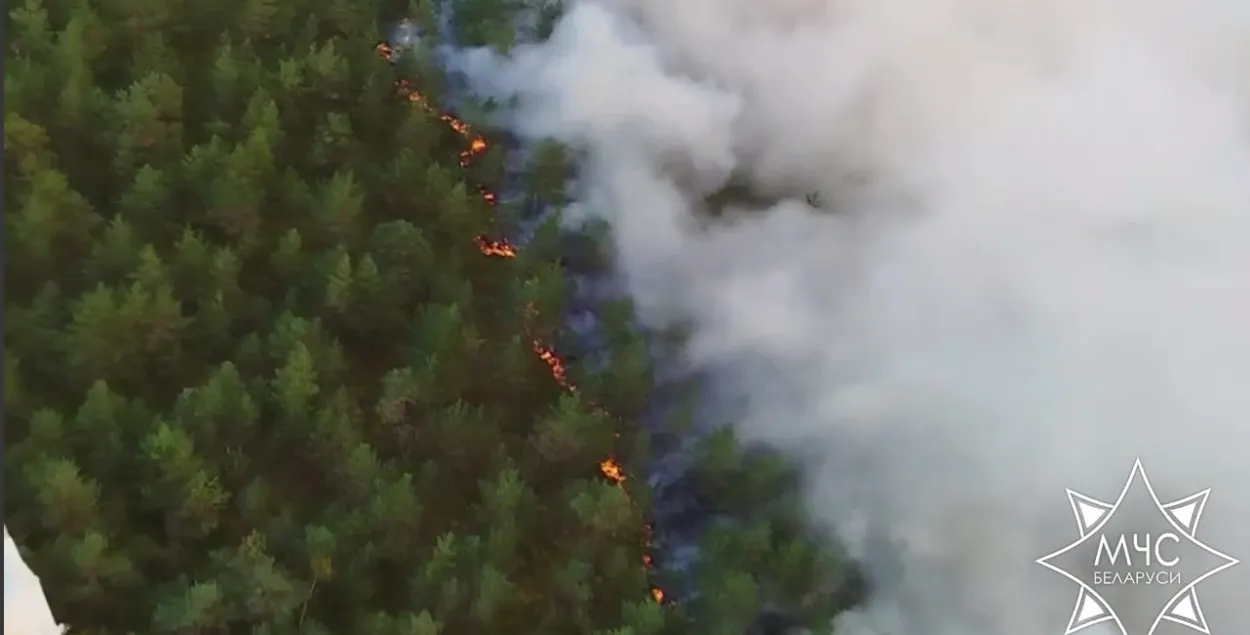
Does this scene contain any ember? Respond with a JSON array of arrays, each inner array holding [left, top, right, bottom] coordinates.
[[377, 41, 665, 604]]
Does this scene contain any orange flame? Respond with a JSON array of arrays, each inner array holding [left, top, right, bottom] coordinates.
[[599, 458, 625, 484], [379, 41, 664, 604], [474, 235, 517, 258]]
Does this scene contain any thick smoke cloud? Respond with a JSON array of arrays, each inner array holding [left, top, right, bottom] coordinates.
[[457, 1, 1250, 633]]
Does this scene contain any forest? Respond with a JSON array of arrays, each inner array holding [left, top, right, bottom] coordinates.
[[3, 0, 865, 632]]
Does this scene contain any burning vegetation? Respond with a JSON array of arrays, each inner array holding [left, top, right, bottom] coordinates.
[[1, 5, 866, 632], [376, 40, 665, 605]]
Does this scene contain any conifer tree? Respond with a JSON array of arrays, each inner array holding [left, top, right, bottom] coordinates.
[[4, 0, 863, 633]]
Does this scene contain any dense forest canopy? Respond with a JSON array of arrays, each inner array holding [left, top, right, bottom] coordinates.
[[3, 0, 864, 632]]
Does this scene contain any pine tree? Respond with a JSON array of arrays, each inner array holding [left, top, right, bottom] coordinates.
[[4, 0, 863, 633]]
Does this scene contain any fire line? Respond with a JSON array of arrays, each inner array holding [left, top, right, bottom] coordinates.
[[377, 41, 665, 605]]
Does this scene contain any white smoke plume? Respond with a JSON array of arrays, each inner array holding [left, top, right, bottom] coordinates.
[[455, 0, 1250, 633]]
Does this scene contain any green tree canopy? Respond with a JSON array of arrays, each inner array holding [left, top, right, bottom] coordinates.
[[4, 0, 862, 633]]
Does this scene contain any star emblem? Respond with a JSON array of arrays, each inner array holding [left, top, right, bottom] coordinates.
[[1036, 459, 1239, 635]]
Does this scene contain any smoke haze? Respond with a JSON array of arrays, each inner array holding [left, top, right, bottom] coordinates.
[[457, 1, 1250, 633]]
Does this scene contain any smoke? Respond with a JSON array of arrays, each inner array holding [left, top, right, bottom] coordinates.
[[455, 0, 1250, 633]]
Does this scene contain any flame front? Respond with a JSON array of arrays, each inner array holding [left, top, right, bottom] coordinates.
[[379, 41, 664, 604]]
